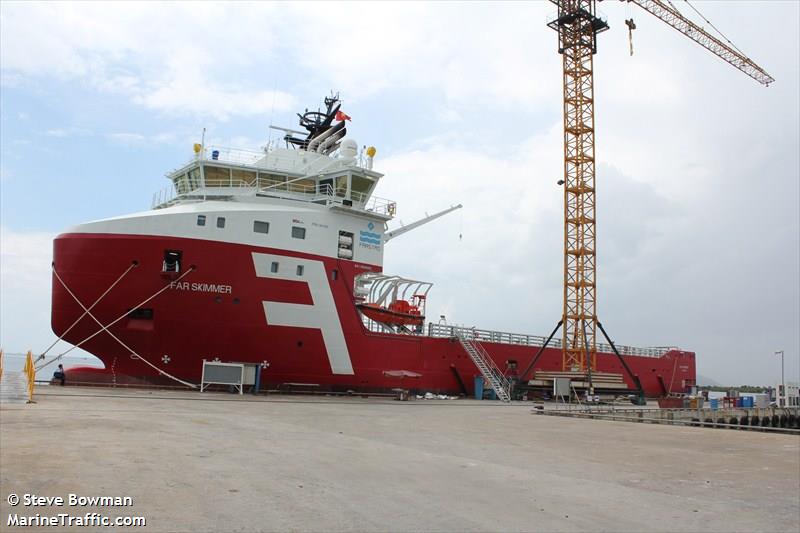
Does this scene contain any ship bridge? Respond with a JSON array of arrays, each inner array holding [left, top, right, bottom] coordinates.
[[153, 142, 396, 220]]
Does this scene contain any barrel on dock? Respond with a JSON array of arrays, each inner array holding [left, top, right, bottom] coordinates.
[[474, 376, 484, 400]]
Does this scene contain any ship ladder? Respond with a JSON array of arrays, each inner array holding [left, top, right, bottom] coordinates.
[[46, 264, 199, 389], [456, 332, 512, 403]]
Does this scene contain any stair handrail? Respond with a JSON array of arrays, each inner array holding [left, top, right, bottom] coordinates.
[[454, 330, 512, 402]]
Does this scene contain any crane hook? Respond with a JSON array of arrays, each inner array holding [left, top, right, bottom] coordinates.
[[625, 18, 637, 56]]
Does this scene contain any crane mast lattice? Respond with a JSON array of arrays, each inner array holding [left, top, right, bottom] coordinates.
[[543, 0, 773, 378], [548, 0, 608, 372]]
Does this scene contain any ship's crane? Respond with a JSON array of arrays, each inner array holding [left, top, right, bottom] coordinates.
[[537, 0, 773, 388]]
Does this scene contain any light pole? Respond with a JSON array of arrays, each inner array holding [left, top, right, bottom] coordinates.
[[775, 350, 784, 406]]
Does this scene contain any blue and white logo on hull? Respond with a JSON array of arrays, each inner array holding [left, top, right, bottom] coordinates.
[[252, 252, 354, 375]]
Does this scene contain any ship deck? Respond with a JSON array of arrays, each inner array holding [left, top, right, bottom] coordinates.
[[2, 387, 798, 532]]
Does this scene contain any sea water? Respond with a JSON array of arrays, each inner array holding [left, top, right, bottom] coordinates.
[[2, 352, 103, 383]]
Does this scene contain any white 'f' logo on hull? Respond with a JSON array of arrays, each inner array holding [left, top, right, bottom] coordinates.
[[252, 253, 354, 375]]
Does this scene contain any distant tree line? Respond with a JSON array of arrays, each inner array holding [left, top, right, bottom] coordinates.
[[700, 385, 770, 393]]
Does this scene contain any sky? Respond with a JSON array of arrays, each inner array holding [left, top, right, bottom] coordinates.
[[1, 1, 798, 387]]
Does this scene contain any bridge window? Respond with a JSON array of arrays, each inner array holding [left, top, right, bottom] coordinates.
[[351, 175, 374, 200], [259, 172, 287, 190], [173, 173, 189, 194], [217, 217, 226, 229], [197, 215, 206, 226], [292, 226, 306, 239], [204, 165, 231, 187], [335, 175, 348, 196], [318, 178, 333, 195], [232, 168, 256, 187], [188, 168, 202, 189], [293, 178, 316, 193], [253, 220, 270, 234]]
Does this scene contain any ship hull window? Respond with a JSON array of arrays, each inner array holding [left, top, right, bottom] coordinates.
[[217, 217, 226, 229], [253, 220, 270, 234], [292, 226, 306, 239], [271, 262, 279, 273], [296, 265, 304, 276], [127, 308, 154, 320], [197, 215, 206, 226]]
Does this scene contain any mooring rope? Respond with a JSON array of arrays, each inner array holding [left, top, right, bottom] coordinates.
[[39, 266, 198, 390], [37, 261, 138, 363]]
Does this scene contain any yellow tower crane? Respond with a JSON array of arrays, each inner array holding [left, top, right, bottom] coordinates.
[[527, 0, 774, 394]]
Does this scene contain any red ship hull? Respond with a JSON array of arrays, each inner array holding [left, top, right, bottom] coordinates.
[[51, 233, 696, 396]]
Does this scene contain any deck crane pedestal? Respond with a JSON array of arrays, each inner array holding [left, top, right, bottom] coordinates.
[[519, 0, 774, 401]]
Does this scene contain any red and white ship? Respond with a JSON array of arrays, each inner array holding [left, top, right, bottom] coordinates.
[[51, 95, 696, 398]]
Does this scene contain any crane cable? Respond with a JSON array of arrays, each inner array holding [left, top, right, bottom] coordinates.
[[681, 0, 750, 60], [39, 266, 199, 389], [36, 261, 138, 363]]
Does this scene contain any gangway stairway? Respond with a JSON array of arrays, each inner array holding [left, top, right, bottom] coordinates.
[[456, 332, 512, 403], [0, 371, 29, 404]]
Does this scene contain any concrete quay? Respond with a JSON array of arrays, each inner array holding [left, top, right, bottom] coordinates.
[[1, 387, 798, 532]]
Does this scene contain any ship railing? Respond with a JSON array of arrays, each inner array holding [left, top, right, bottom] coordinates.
[[202, 145, 265, 166], [426, 323, 676, 358], [193, 144, 375, 174], [363, 195, 396, 217], [152, 186, 177, 209], [175, 144, 303, 174], [313, 184, 397, 217], [259, 177, 319, 196]]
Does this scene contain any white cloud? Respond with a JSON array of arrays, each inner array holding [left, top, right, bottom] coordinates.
[[44, 127, 91, 138], [0, 2, 560, 119], [0, 227, 99, 364], [0, 1, 294, 120], [107, 132, 146, 144], [132, 82, 296, 121], [106, 131, 182, 146]]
